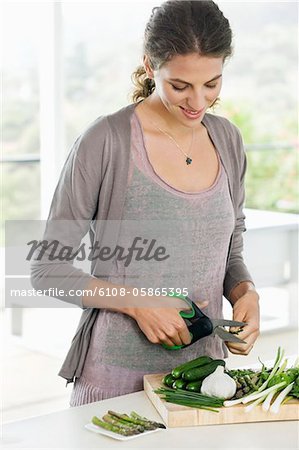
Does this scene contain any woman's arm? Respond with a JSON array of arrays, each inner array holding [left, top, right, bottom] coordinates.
[[30, 116, 111, 308], [223, 128, 254, 299], [229, 280, 258, 305], [224, 126, 260, 355]]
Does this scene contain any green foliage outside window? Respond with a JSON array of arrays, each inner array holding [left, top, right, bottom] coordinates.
[[218, 102, 298, 214]]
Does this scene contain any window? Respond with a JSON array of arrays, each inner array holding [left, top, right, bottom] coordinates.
[[62, 1, 160, 146], [218, 1, 298, 214], [2, 3, 42, 240]]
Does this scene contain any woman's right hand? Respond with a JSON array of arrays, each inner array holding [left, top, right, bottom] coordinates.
[[128, 299, 208, 348], [82, 279, 208, 347]]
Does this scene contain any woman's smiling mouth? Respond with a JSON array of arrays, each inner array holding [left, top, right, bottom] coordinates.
[[179, 106, 205, 119]]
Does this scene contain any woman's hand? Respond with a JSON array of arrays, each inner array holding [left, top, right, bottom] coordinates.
[[129, 299, 208, 347], [227, 289, 260, 355]]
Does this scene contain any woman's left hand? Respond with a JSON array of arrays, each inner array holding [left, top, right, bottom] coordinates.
[[226, 290, 260, 355]]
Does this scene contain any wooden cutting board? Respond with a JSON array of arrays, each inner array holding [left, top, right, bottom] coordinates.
[[144, 373, 299, 427]]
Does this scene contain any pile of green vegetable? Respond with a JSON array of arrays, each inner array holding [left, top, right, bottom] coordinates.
[[155, 348, 299, 414], [162, 356, 226, 390], [224, 347, 299, 413], [91, 410, 166, 436], [155, 355, 229, 411]]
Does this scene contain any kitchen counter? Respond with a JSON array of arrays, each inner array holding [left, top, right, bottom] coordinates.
[[2, 390, 298, 449]]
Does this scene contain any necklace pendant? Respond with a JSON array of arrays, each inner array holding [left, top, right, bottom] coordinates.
[[186, 157, 192, 165]]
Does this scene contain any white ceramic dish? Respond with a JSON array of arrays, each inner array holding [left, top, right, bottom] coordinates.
[[85, 422, 165, 441]]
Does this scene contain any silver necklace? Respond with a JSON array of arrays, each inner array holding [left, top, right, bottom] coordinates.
[[142, 104, 194, 165]]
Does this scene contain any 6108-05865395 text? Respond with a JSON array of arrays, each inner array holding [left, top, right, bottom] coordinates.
[[9, 286, 189, 299]]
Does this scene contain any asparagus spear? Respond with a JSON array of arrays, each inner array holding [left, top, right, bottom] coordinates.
[[92, 416, 135, 436], [103, 414, 144, 433], [110, 415, 145, 432], [130, 411, 166, 429], [108, 410, 155, 430]]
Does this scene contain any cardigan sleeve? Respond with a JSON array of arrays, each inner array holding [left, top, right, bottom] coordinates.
[[223, 125, 254, 301], [30, 116, 110, 308]]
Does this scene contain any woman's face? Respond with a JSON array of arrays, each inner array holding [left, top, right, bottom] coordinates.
[[145, 52, 224, 127]]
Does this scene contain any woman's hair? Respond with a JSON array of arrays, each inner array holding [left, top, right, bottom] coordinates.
[[131, 0, 233, 102]]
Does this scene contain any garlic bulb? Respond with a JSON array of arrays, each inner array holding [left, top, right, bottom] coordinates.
[[200, 366, 237, 399]]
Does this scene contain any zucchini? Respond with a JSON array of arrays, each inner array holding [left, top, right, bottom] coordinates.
[[185, 380, 203, 392], [172, 379, 187, 390], [171, 355, 213, 379], [182, 359, 225, 382], [163, 373, 176, 387]]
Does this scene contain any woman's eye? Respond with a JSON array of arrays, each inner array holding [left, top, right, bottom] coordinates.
[[171, 85, 187, 91], [206, 84, 217, 89]]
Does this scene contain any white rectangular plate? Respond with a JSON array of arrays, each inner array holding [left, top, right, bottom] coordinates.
[[85, 422, 165, 441]]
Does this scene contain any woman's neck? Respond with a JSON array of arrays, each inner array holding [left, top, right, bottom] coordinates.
[[142, 93, 194, 137]]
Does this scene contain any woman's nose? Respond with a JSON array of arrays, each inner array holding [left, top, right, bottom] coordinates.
[[187, 90, 206, 111]]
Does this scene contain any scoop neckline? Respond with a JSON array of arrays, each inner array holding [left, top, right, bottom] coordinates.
[[132, 110, 222, 197]]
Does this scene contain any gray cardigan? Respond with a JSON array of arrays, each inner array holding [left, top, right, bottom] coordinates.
[[30, 102, 253, 384]]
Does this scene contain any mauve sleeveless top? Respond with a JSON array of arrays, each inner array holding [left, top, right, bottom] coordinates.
[[70, 112, 234, 406]]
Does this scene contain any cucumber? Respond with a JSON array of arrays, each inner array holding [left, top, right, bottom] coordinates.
[[172, 379, 187, 390], [171, 355, 213, 379], [182, 359, 225, 382], [163, 373, 176, 387], [185, 380, 203, 392]]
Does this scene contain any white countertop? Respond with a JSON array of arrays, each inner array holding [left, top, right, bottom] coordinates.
[[2, 390, 298, 450]]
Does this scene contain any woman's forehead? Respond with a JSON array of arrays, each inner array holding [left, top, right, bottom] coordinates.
[[160, 53, 223, 81]]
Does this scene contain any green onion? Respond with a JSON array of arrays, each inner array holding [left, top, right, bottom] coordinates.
[[154, 387, 224, 412], [244, 394, 267, 413], [262, 390, 277, 412], [257, 347, 284, 392], [269, 382, 295, 414], [224, 381, 286, 407]]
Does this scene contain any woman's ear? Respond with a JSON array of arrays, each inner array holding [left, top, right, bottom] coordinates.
[[143, 55, 154, 79]]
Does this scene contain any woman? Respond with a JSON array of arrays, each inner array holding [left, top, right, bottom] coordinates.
[[31, 0, 260, 406]]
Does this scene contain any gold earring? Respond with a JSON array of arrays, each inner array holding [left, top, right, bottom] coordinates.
[[209, 97, 220, 109]]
